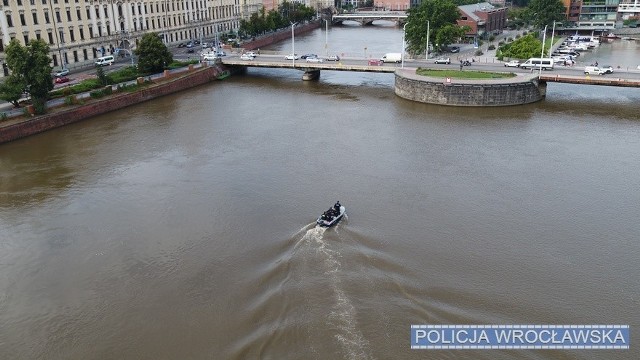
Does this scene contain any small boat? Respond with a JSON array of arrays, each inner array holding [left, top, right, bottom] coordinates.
[[216, 70, 230, 80], [317, 203, 346, 227]]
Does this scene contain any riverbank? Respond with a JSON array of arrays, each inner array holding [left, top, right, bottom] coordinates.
[[0, 63, 226, 144]]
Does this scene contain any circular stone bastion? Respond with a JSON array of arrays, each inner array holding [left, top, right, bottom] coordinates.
[[394, 69, 545, 107]]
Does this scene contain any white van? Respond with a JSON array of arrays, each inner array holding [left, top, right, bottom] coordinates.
[[584, 66, 606, 75], [95, 55, 114, 66], [381, 53, 402, 63], [520, 58, 554, 70]]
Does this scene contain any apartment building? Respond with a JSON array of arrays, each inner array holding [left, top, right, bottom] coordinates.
[[0, 0, 262, 77]]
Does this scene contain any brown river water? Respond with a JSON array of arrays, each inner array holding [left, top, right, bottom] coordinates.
[[0, 24, 639, 359]]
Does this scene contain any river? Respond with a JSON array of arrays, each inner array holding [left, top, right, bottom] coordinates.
[[0, 24, 639, 359]]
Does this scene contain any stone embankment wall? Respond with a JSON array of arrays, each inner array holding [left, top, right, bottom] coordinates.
[[394, 72, 544, 107], [241, 21, 321, 51], [0, 65, 225, 144]]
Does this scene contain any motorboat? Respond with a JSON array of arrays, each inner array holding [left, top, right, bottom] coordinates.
[[317, 203, 346, 227]]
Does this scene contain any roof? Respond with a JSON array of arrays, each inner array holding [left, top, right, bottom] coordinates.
[[458, 2, 499, 21]]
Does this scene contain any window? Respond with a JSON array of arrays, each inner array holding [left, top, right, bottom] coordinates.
[[36, 33, 41, 40], [73, 50, 78, 62], [20, 13, 26, 26], [23, 35, 29, 44], [6, 14, 13, 27], [44, 12, 50, 24], [47, 31, 53, 44], [56, 11, 61, 23], [86, 8, 90, 20], [76, 9, 81, 20], [17, 0, 22, 5], [59, 30, 64, 44], [67, 10, 71, 21], [70, 29, 74, 41], [89, 27, 93, 38], [32, 12, 38, 25], [83, 48, 88, 60], [79, 27, 84, 40]]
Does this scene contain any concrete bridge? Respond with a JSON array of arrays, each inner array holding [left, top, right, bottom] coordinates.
[[332, 12, 407, 26], [221, 56, 396, 80], [220, 56, 640, 88]]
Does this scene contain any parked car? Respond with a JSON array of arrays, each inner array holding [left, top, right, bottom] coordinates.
[[240, 53, 254, 60], [177, 43, 186, 48], [600, 65, 614, 74], [216, 51, 226, 57], [187, 48, 195, 53], [368, 59, 383, 66], [54, 76, 70, 84], [449, 46, 460, 53], [434, 57, 451, 64], [327, 55, 340, 61], [306, 57, 323, 63], [504, 60, 520, 67], [300, 54, 318, 59], [186, 42, 194, 48], [285, 54, 299, 60], [54, 68, 69, 77], [245, 51, 258, 57]]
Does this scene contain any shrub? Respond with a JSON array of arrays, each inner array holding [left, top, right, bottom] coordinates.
[[90, 89, 105, 98], [64, 95, 77, 105], [475, 50, 484, 56], [489, 35, 496, 42], [0, 112, 7, 121]]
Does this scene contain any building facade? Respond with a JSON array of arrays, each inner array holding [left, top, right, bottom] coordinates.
[[457, 2, 507, 39], [0, 0, 263, 77]]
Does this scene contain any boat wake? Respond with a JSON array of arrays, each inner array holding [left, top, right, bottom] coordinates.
[[294, 225, 373, 360]]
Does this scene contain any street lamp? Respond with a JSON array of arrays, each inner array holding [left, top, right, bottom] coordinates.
[[325, 19, 329, 57], [539, 24, 548, 76], [291, 22, 297, 66], [401, 22, 407, 68], [425, 20, 430, 60], [549, 20, 556, 56]]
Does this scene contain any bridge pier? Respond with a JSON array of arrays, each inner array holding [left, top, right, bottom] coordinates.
[[302, 70, 320, 81]]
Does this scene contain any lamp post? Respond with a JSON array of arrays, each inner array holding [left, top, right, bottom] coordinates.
[[539, 24, 548, 76], [549, 20, 556, 56], [325, 19, 329, 57], [425, 20, 430, 60], [291, 22, 296, 66], [401, 22, 407, 69]]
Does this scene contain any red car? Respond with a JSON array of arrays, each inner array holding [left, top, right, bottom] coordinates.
[[55, 76, 70, 84], [368, 59, 383, 66]]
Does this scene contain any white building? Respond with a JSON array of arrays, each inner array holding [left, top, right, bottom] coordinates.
[[0, 0, 262, 77]]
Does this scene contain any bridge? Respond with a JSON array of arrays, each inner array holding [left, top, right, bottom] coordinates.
[[332, 11, 407, 26], [221, 55, 396, 79], [220, 55, 640, 87]]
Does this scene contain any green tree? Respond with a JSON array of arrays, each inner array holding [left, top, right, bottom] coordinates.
[[4, 38, 53, 114], [526, 0, 566, 29], [0, 74, 27, 108], [135, 32, 173, 74], [497, 33, 544, 59], [405, 0, 466, 55]]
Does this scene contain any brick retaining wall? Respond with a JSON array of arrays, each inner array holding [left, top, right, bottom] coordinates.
[[242, 22, 321, 51], [0, 65, 224, 144]]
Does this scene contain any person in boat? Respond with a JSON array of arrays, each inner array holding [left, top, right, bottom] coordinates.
[[334, 201, 341, 211]]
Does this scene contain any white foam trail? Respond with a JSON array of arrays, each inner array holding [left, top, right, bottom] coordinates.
[[309, 231, 373, 360]]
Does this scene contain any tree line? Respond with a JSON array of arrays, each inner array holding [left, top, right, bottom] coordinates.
[[239, 1, 316, 39]]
